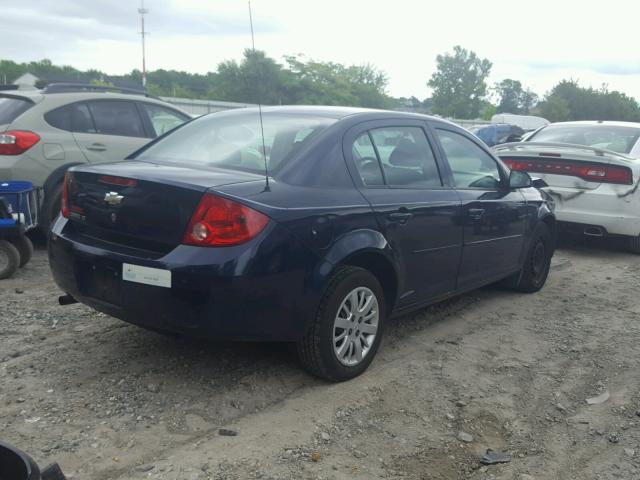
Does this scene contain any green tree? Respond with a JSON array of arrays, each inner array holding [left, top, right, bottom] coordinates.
[[494, 79, 539, 114], [480, 101, 497, 120], [494, 79, 523, 114], [538, 95, 570, 122], [427, 46, 492, 119], [538, 80, 640, 122], [210, 49, 292, 104], [283, 56, 392, 108]]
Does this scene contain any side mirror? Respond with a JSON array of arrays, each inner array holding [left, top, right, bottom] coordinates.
[[531, 177, 548, 189], [508, 170, 532, 189]]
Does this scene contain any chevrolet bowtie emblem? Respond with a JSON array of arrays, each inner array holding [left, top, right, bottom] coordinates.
[[104, 191, 124, 206]]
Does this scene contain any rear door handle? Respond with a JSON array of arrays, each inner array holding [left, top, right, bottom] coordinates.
[[387, 211, 413, 224], [468, 208, 485, 220], [87, 143, 107, 152]]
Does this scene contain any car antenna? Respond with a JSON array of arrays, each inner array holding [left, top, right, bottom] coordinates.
[[248, 1, 270, 192]]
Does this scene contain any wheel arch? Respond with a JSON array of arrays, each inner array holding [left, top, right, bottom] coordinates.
[[318, 229, 400, 315], [43, 162, 84, 198]]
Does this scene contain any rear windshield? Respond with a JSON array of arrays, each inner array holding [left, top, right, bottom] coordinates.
[[136, 111, 337, 173], [528, 124, 640, 154], [0, 96, 33, 125]]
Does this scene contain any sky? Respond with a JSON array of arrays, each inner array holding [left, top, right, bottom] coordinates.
[[2, 0, 640, 101]]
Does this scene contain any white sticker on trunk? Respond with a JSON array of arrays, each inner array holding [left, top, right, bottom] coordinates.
[[122, 263, 171, 288]]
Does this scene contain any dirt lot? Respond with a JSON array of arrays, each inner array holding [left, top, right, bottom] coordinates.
[[2, 237, 640, 480]]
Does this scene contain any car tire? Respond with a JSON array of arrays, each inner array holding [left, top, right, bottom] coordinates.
[[628, 236, 640, 254], [0, 240, 21, 279], [11, 235, 34, 268], [297, 266, 386, 382], [508, 223, 553, 293], [41, 184, 63, 233]]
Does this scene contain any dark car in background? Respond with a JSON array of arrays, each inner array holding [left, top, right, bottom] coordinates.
[[470, 123, 525, 147], [48, 106, 555, 381]]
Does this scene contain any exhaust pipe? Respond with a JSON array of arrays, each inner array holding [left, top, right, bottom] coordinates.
[[584, 226, 604, 237], [58, 294, 77, 306]]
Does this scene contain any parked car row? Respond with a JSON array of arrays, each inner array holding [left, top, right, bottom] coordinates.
[[6, 87, 634, 381]]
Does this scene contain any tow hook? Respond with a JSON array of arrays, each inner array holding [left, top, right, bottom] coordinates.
[[58, 294, 78, 306]]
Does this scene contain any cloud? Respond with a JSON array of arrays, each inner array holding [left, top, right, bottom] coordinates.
[[2, 1, 280, 40], [528, 60, 640, 77]]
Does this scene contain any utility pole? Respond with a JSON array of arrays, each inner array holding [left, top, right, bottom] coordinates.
[[138, 0, 149, 87]]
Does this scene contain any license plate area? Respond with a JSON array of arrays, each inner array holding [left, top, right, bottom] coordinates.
[[76, 260, 121, 305]]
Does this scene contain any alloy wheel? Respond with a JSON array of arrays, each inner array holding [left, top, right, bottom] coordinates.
[[333, 287, 379, 366]]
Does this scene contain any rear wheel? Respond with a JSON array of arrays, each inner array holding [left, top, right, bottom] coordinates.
[[0, 240, 20, 279], [628, 236, 640, 254], [11, 235, 34, 268], [297, 266, 385, 382], [507, 223, 553, 293]]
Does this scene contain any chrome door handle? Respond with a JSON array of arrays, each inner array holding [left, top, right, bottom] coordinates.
[[468, 208, 485, 219], [87, 143, 107, 152], [387, 211, 413, 224]]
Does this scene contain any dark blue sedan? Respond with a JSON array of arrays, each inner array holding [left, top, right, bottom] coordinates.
[[49, 106, 555, 381]]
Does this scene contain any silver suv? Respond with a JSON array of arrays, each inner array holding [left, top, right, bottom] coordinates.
[[0, 84, 191, 229]]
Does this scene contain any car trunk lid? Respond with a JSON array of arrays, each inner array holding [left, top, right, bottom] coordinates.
[[493, 142, 634, 190], [64, 160, 266, 255]]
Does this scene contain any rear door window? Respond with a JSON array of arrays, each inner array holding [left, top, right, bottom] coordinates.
[[45, 103, 95, 133], [369, 127, 442, 188], [139, 103, 189, 137], [0, 96, 33, 124], [87, 100, 146, 138]]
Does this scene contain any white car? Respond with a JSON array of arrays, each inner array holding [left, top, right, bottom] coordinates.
[[493, 121, 640, 253]]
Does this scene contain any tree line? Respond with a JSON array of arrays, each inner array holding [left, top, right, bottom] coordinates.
[[0, 53, 394, 109], [425, 46, 640, 122], [2, 48, 640, 122]]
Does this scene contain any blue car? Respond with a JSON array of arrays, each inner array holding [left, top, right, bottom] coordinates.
[[49, 106, 555, 381]]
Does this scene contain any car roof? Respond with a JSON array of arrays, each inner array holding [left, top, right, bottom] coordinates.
[[1, 89, 191, 116], [231, 105, 445, 122]]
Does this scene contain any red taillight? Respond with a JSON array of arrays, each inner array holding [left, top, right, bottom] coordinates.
[[98, 175, 138, 187], [61, 173, 71, 218], [182, 193, 270, 247], [502, 157, 633, 185], [0, 130, 40, 155]]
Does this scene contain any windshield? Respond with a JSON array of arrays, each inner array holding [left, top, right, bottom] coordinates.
[[0, 96, 33, 125], [137, 111, 337, 173], [528, 124, 640, 154]]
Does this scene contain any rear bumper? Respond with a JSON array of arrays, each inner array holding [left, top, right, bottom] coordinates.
[[545, 186, 640, 237], [48, 217, 322, 341]]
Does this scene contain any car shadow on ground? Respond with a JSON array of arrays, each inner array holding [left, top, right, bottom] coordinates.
[[32, 229, 634, 388], [556, 232, 632, 256]]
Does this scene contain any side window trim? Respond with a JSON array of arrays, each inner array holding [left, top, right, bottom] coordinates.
[[422, 121, 454, 188], [134, 101, 156, 138], [366, 130, 388, 186], [80, 101, 98, 134]]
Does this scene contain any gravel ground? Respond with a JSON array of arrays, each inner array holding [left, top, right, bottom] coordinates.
[[1, 236, 639, 479]]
